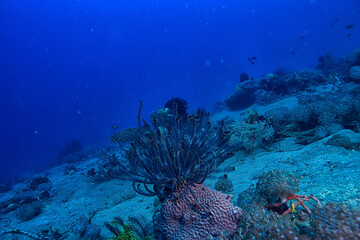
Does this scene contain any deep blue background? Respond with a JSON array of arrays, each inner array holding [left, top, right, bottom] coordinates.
[[1, 0, 359, 179]]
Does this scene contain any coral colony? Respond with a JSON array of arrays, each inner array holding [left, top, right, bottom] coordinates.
[[109, 101, 242, 239], [2, 49, 360, 239]]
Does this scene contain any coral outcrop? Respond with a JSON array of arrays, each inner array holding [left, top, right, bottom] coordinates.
[[350, 65, 360, 80], [230, 120, 275, 151], [214, 174, 234, 193], [164, 97, 188, 118], [155, 183, 242, 240], [310, 203, 360, 239]]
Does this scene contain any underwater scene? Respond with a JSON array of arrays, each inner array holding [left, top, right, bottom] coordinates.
[[1, 0, 360, 239]]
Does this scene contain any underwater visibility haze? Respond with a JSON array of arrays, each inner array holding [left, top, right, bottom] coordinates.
[[0, 0, 360, 239]]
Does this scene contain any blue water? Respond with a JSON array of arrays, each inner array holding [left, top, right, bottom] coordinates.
[[1, 0, 359, 179]]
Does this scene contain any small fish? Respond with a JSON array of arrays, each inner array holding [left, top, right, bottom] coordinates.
[[291, 51, 295, 55], [251, 56, 256, 60], [250, 61, 255, 65], [112, 124, 118, 130], [346, 33, 352, 37], [290, 202, 297, 213], [300, 35, 305, 40], [330, 24, 334, 28], [345, 24, 354, 29], [247, 57, 251, 61]]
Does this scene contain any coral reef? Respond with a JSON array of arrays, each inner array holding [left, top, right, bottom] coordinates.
[[310, 203, 360, 239], [239, 72, 251, 82], [3, 49, 360, 240], [27, 176, 51, 191], [230, 120, 275, 151], [64, 164, 78, 175], [259, 72, 291, 95], [226, 69, 325, 110], [72, 216, 103, 240], [236, 170, 323, 239], [316, 54, 343, 75], [325, 129, 360, 150], [105, 216, 152, 240], [2, 227, 64, 240], [224, 85, 257, 110], [350, 65, 360, 80], [237, 170, 320, 216], [15, 201, 43, 221], [102, 103, 239, 239], [225, 67, 330, 111], [257, 69, 327, 100], [243, 109, 266, 124], [0, 176, 52, 215], [265, 82, 360, 144], [236, 202, 360, 239], [255, 170, 300, 202], [223, 51, 360, 111], [214, 174, 233, 193], [164, 97, 188, 118], [84, 158, 123, 183], [155, 183, 242, 240], [344, 48, 360, 67], [235, 205, 302, 240], [107, 105, 233, 200], [149, 108, 175, 127]]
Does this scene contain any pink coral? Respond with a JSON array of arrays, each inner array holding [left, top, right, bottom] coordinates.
[[156, 183, 243, 240]]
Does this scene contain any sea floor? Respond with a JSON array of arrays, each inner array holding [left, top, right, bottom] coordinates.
[[1, 101, 360, 239]]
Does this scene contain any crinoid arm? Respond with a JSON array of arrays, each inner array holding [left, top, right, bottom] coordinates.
[[107, 103, 233, 201]]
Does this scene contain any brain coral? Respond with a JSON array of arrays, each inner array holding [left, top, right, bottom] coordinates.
[[156, 183, 242, 240]]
